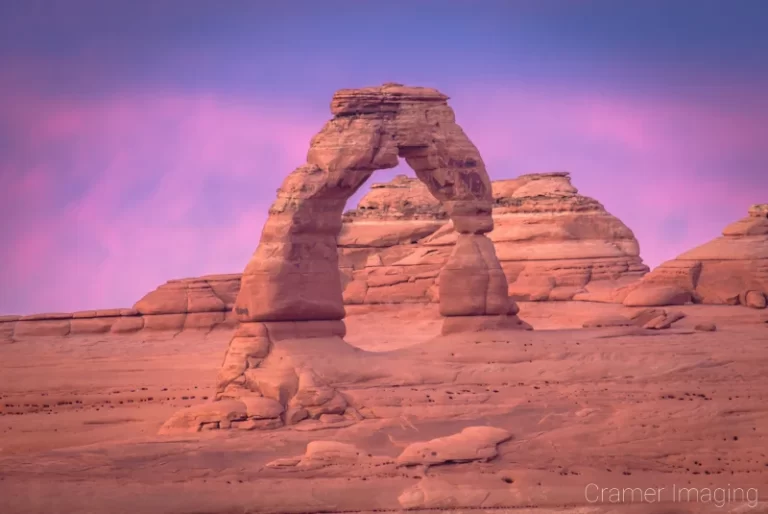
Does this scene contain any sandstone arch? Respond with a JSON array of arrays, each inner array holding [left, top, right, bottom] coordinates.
[[161, 84, 529, 434], [234, 83, 515, 324]]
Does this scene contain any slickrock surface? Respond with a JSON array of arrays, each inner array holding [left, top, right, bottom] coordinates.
[[1, 302, 767, 514], [341, 171, 648, 305], [622, 205, 768, 307]]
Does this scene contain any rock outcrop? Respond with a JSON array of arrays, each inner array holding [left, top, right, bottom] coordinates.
[[133, 274, 241, 315], [163, 83, 529, 433], [0, 306, 235, 342], [622, 205, 768, 307], [341, 171, 648, 305], [396, 426, 512, 468]]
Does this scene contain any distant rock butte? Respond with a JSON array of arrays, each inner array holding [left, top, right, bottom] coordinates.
[[340, 171, 649, 305], [621, 205, 768, 308]]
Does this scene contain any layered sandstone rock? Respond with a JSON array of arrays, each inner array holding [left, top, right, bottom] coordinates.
[[622, 205, 768, 307], [340, 171, 648, 305], [0, 273, 244, 340], [166, 83, 527, 434], [338, 174, 448, 305], [0, 305, 234, 342], [133, 274, 241, 315]]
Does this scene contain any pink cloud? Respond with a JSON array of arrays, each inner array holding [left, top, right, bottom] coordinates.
[[0, 89, 326, 314], [1, 79, 766, 314]]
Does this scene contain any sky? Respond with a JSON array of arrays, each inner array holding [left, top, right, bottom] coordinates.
[[1, 0, 767, 315]]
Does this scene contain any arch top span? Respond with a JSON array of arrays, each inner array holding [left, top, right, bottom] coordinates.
[[234, 83, 517, 326]]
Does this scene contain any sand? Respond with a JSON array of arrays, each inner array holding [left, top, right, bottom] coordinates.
[[1, 302, 767, 513]]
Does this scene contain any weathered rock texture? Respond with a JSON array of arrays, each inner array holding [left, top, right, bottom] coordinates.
[[233, 83, 514, 325], [134, 274, 241, 315], [0, 307, 235, 342], [172, 83, 528, 433], [622, 205, 768, 307], [340, 171, 648, 305]]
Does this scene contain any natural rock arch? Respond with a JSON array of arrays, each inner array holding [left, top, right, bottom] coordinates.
[[234, 83, 514, 324], [161, 84, 529, 434]]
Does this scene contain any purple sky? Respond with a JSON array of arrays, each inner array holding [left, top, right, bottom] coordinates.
[[1, 0, 767, 315]]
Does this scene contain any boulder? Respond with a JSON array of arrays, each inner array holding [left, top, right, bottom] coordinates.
[[742, 290, 767, 309], [397, 426, 512, 467]]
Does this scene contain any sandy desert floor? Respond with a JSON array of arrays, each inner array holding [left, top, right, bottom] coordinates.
[[1, 302, 767, 513]]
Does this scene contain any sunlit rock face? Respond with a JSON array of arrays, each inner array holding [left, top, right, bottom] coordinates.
[[623, 204, 768, 307]]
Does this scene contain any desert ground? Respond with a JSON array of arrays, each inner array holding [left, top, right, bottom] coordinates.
[[1, 302, 767, 514]]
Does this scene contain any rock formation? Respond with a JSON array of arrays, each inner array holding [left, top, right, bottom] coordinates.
[[0, 307, 236, 342], [340, 171, 648, 304], [621, 204, 768, 307], [130, 171, 648, 317], [161, 83, 530, 433], [0, 275, 243, 341], [133, 274, 241, 316]]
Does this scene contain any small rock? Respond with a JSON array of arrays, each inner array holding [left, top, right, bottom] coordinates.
[[743, 290, 767, 309], [694, 323, 717, 332]]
